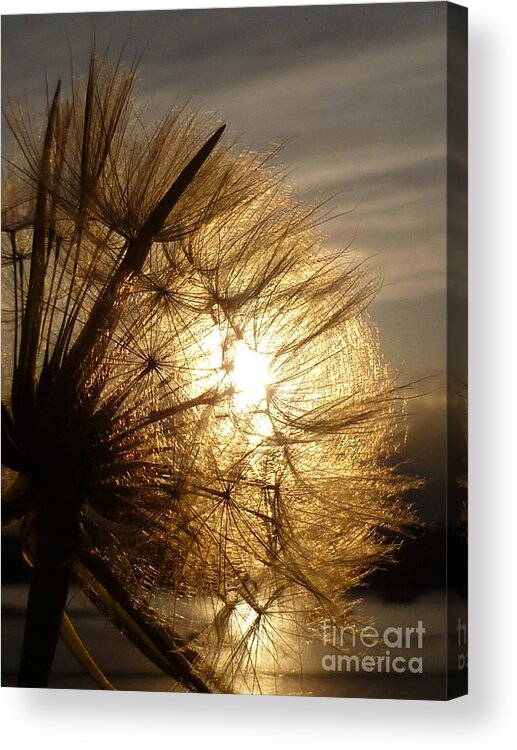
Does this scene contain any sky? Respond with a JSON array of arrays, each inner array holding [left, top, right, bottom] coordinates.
[[1, 3, 448, 383]]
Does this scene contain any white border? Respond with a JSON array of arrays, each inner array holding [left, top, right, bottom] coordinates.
[[1, 1, 516, 748]]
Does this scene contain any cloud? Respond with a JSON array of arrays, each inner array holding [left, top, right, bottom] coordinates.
[[1, 4, 448, 375]]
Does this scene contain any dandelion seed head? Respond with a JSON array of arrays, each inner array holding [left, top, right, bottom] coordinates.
[[2, 53, 418, 693]]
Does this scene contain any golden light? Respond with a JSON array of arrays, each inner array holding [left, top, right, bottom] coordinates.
[[228, 601, 277, 676], [1, 49, 416, 696], [196, 325, 274, 439], [232, 601, 259, 637], [231, 339, 270, 411]]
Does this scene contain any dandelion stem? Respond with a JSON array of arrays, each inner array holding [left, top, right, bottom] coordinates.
[[1, 401, 27, 474], [18, 500, 79, 688]]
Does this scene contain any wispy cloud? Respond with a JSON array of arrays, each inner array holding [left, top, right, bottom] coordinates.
[[1, 4, 447, 376]]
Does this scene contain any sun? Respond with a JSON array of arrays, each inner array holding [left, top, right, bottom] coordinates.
[[231, 339, 271, 411], [198, 327, 272, 407], [194, 326, 274, 442]]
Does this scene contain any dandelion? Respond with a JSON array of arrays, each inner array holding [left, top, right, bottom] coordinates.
[[1, 50, 416, 692]]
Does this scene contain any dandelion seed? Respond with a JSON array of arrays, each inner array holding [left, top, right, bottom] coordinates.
[[1, 51, 417, 692]]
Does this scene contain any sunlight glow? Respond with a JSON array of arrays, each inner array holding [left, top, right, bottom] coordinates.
[[231, 339, 270, 411], [227, 599, 298, 686], [232, 601, 260, 637], [198, 326, 273, 432]]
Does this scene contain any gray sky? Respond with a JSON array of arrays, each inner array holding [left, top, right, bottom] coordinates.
[[1, 3, 447, 382]]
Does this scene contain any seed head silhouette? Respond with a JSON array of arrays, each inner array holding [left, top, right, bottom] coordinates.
[[2, 51, 415, 692]]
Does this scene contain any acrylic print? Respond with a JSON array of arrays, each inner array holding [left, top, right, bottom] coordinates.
[[1, 3, 468, 699]]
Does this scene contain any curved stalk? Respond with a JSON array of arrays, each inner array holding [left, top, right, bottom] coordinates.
[[75, 547, 221, 693], [60, 613, 115, 690]]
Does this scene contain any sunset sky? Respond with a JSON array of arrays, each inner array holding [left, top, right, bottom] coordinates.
[[1, 3, 448, 383], [1, 6, 470, 702]]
